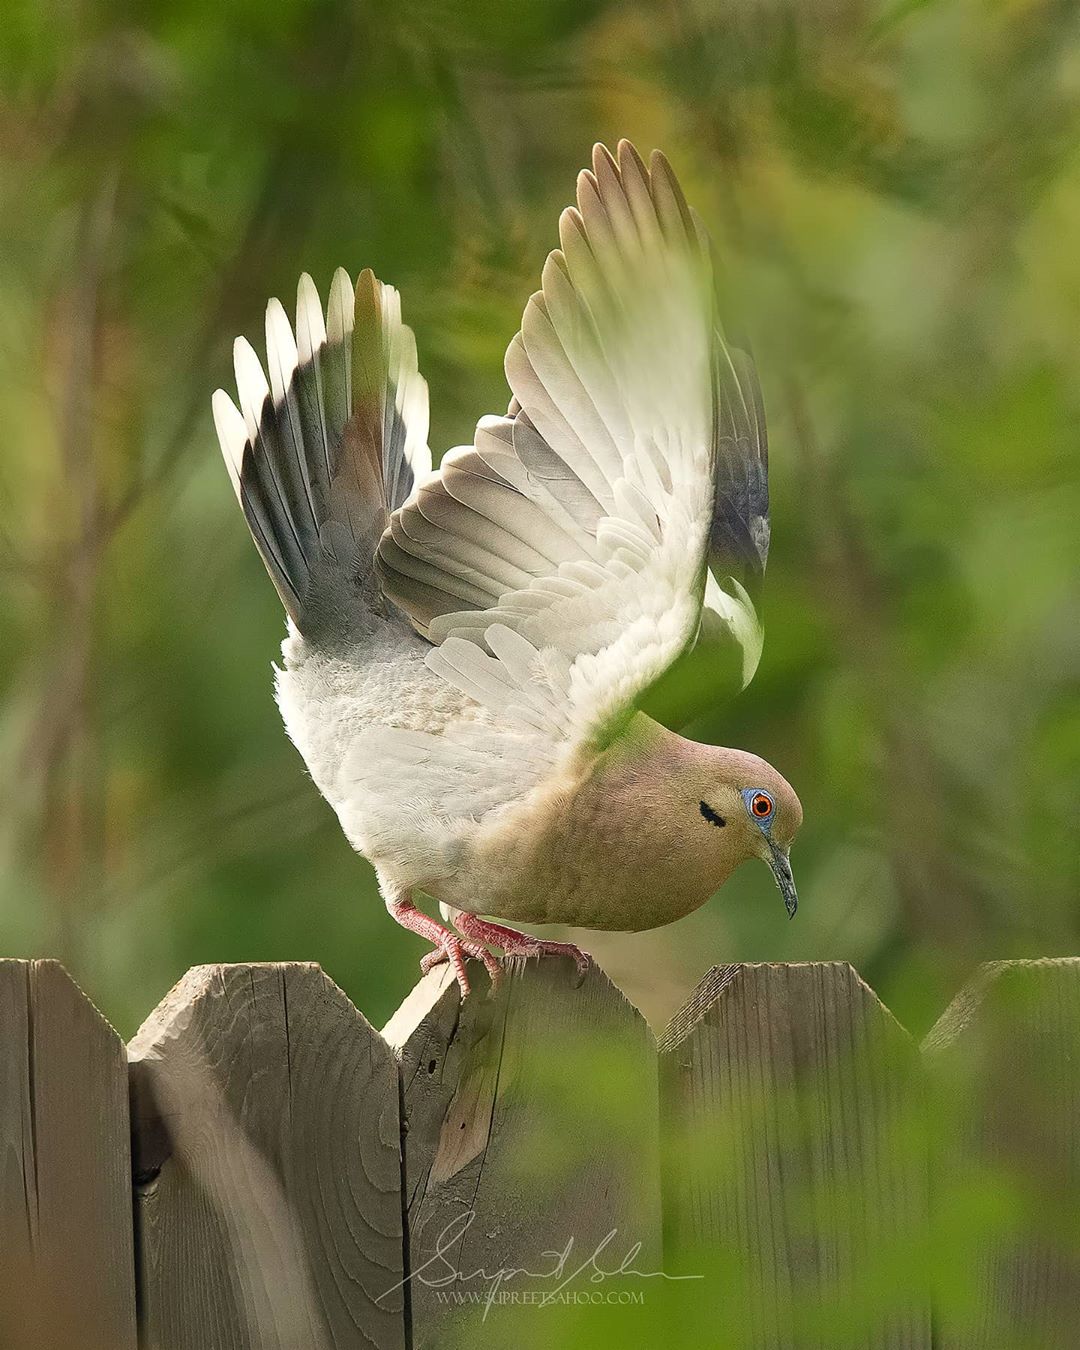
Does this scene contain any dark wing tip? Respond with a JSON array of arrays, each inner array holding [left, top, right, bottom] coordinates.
[[712, 339, 770, 589]]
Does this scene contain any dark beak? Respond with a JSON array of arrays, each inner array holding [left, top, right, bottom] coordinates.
[[766, 840, 798, 919]]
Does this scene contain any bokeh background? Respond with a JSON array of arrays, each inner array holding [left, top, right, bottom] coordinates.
[[1, 0, 1077, 1040]]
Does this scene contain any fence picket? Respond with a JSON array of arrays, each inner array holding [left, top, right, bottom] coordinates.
[[659, 961, 932, 1348], [923, 957, 1080, 1349], [0, 959, 137, 1350], [384, 957, 662, 1348], [128, 962, 405, 1350]]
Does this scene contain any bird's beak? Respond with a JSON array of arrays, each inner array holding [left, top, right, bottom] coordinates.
[[766, 840, 798, 919]]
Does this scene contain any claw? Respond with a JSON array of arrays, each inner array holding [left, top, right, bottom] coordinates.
[[388, 895, 500, 999], [419, 934, 501, 997], [569, 948, 592, 987], [453, 914, 592, 986], [390, 894, 590, 999], [466, 938, 503, 989]]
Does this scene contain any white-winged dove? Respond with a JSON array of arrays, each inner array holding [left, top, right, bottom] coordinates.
[[213, 141, 802, 996]]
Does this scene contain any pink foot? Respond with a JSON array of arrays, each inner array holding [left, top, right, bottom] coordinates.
[[454, 913, 592, 987], [387, 896, 501, 997]]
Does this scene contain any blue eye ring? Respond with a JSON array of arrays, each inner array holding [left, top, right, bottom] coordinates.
[[742, 788, 775, 827]]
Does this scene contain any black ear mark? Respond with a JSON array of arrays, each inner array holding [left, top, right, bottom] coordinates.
[[700, 801, 726, 827]]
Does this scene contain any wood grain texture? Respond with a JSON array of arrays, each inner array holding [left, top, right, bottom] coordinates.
[[659, 961, 931, 1348], [384, 957, 661, 1349], [128, 962, 405, 1350], [923, 958, 1080, 1349], [0, 958, 137, 1350]]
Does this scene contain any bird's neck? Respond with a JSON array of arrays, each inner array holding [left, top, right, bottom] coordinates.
[[597, 712, 717, 780]]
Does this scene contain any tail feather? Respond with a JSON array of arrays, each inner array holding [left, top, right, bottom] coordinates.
[[352, 269, 432, 514], [213, 387, 300, 618], [291, 275, 334, 524], [265, 298, 319, 544], [213, 268, 431, 632]]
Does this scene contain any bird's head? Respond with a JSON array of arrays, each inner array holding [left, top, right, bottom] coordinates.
[[601, 718, 803, 918], [691, 748, 803, 917]]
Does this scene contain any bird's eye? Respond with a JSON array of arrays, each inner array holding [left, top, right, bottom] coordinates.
[[743, 788, 775, 824]]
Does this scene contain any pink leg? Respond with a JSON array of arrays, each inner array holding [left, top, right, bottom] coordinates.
[[387, 895, 500, 997], [453, 913, 592, 985]]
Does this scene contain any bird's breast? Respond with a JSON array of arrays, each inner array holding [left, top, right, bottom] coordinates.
[[435, 765, 722, 932]]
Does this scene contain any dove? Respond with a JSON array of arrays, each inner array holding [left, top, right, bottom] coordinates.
[[212, 140, 802, 996]]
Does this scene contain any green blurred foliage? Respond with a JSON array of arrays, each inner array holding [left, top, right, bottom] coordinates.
[[0, 0, 1077, 1052]]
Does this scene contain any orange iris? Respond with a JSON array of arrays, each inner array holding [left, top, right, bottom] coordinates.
[[751, 793, 772, 818]]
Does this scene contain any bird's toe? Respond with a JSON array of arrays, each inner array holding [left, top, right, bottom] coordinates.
[[419, 948, 448, 977], [460, 938, 503, 990], [419, 934, 502, 998]]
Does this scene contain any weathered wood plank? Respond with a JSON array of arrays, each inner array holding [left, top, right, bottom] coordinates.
[[659, 961, 931, 1348], [128, 962, 405, 1350], [923, 958, 1080, 1349], [384, 957, 662, 1348], [0, 958, 137, 1350]]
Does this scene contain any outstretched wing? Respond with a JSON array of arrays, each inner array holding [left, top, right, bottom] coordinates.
[[375, 140, 769, 769]]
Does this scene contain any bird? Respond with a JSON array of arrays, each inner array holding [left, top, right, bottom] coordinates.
[[212, 140, 802, 997]]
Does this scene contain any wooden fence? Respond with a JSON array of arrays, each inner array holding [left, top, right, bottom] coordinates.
[[1, 955, 1079, 1348]]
